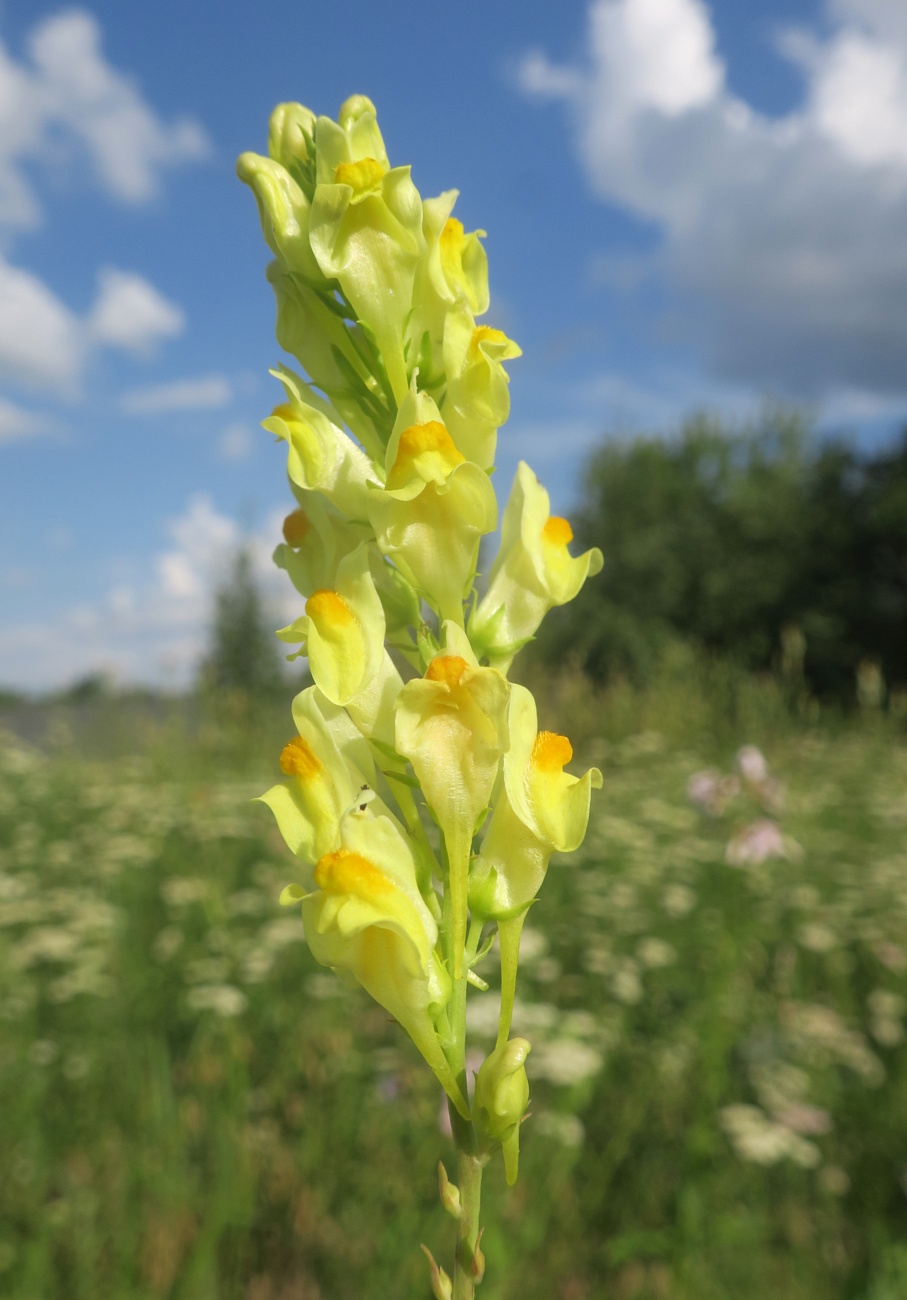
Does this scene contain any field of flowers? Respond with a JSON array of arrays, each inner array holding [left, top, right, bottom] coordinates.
[[2, 693, 907, 1299]]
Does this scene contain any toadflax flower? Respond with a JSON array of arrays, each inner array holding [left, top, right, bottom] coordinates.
[[367, 379, 497, 625], [395, 622, 510, 977], [281, 807, 468, 1118], [470, 461, 603, 669]]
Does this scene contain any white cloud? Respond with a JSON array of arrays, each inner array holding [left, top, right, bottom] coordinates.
[[587, 0, 722, 118], [0, 11, 204, 398], [0, 254, 83, 386], [0, 495, 298, 690], [0, 255, 185, 393], [0, 8, 208, 230], [88, 267, 184, 354], [518, 0, 907, 398], [155, 494, 239, 601], [120, 373, 232, 416], [0, 395, 56, 444]]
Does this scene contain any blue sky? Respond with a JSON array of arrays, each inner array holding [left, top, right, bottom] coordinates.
[[2, 0, 906, 690]]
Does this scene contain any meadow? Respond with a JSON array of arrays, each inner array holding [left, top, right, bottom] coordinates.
[[2, 664, 907, 1299]]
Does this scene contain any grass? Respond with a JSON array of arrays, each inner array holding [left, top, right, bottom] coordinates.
[[2, 666, 907, 1298]]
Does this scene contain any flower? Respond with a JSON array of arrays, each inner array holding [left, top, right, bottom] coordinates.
[[257, 684, 385, 865], [273, 493, 370, 599], [440, 302, 521, 470], [308, 97, 425, 404], [276, 543, 386, 706], [395, 621, 510, 975], [725, 819, 794, 868], [408, 191, 490, 388], [263, 367, 379, 519], [367, 380, 497, 624], [470, 684, 601, 922], [281, 807, 468, 1116], [470, 461, 603, 669]]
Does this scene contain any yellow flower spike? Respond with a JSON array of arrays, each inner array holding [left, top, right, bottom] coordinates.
[[368, 380, 497, 625], [441, 301, 522, 470], [273, 492, 371, 600], [474, 1039, 531, 1186], [263, 368, 380, 520], [469, 460, 603, 669], [276, 543, 386, 707], [297, 807, 469, 1118], [395, 622, 510, 979], [256, 685, 380, 866]]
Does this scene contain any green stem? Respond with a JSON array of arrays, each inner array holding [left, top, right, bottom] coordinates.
[[447, 830, 472, 981], [453, 1150, 484, 1298], [390, 781, 442, 915], [445, 917, 486, 1297], [496, 913, 526, 1049]]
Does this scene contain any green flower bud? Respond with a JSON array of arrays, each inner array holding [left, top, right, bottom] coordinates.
[[268, 102, 316, 196], [474, 1038, 531, 1185]]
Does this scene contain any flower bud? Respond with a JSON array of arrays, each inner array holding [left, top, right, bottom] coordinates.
[[421, 1246, 453, 1300], [474, 1038, 531, 1185], [438, 1161, 461, 1218], [268, 102, 316, 191]]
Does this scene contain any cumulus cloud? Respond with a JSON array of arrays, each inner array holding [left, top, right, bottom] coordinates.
[[0, 495, 297, 691], [0, 255, 185, 392], [0, 10, 205, 401], [0, 396, 56, 444], [88, 267, 184, 354], [0, 8, 208, 229], [119, 373, 232, 416], [518, 0, 907, 398], [0, 255, 83, 386]]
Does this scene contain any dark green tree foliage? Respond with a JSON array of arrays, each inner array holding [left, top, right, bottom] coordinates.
[[538, 413, 907, 702], [199, 547, 285, 699]]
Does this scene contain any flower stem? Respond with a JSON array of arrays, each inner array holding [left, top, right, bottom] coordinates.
[[453, 1148, 484, 1298], [445, 916, 487, 1296], [496, 912, 525, 1048]]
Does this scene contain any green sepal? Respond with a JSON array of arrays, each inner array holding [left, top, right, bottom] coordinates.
[[382, 768, 421, 789], [417, 622, 441, 669], [370, 737, 407, 764]]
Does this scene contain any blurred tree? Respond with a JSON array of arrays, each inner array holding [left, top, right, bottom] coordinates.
[[535, 413, 907, 704], [198, 546, 285, 701]]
